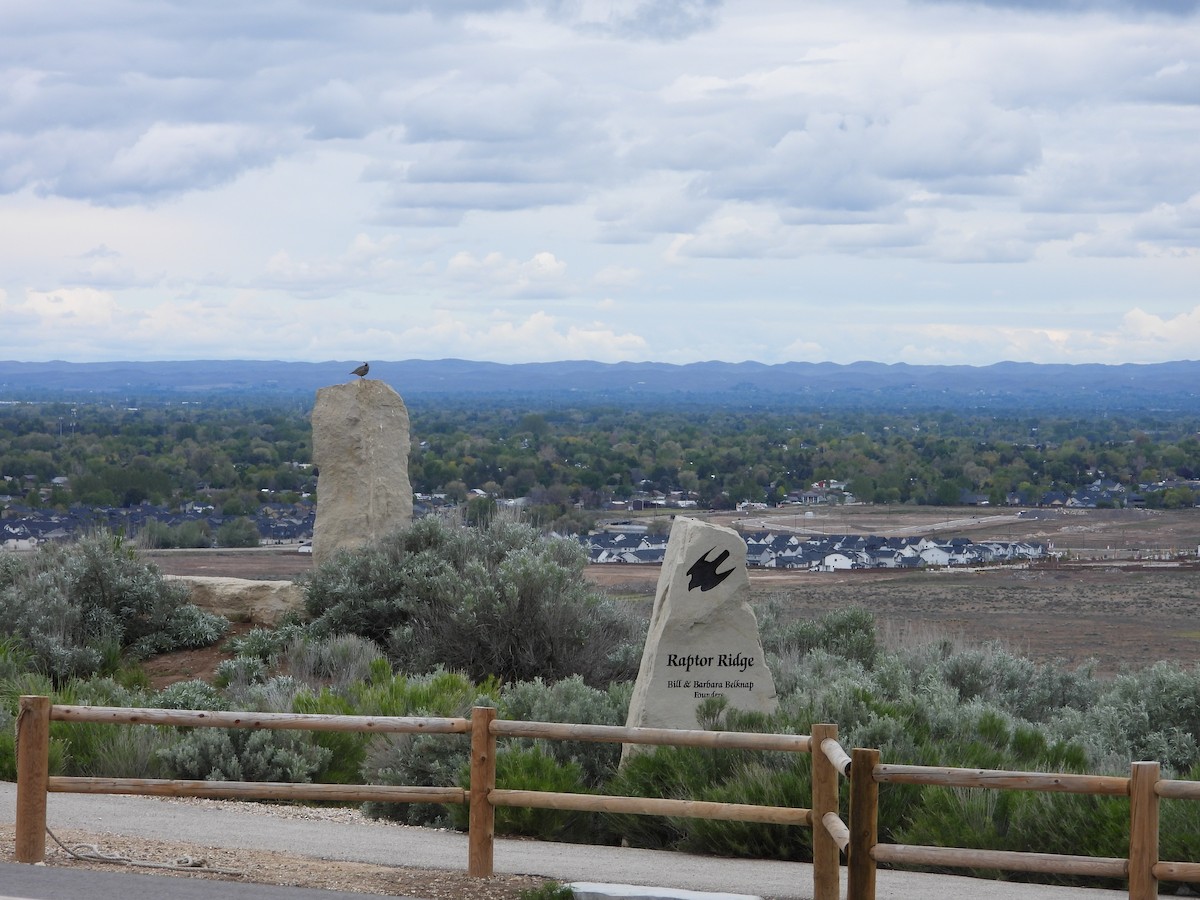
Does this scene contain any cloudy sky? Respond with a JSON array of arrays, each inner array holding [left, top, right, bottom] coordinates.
[[2, 0, 1198, 367]]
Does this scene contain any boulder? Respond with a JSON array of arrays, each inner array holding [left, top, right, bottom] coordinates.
[[310, 379, 412, 565], [624, 517, 777, 747], [167, 575, 304, 625]]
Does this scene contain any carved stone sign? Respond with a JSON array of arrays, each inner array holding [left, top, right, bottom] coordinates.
[[624, 517, 778, 743]]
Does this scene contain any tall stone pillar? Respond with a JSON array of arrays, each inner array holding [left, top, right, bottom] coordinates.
[[310, 379, 412, 566], [624, 517, 777, 753]]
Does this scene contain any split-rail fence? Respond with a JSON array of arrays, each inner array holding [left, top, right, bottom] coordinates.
[[12, 696, 1200, 899]]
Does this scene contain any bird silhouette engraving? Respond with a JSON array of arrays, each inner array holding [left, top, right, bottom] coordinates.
[[686, 547, 735, 592], [350, 362, 369, 378]]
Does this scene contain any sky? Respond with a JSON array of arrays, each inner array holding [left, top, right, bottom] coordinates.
[[1, 0, 1199, 368]]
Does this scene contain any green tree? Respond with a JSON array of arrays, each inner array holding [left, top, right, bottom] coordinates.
[[216, 517, 261, 548], [465, 495, 497, 526]]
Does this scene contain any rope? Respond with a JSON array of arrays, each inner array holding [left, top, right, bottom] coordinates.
[[46, 827, 246, 877]]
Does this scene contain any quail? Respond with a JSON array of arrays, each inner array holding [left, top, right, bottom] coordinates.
[[350, 362, 369, 378]]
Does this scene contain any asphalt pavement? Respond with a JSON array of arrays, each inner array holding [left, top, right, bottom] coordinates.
[[0, 862, 412, 900], [1, 783, 1126, 900]]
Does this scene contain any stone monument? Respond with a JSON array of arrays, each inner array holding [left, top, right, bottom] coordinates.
[[310, 378, 412, 566], [624, 517, 777, 747]]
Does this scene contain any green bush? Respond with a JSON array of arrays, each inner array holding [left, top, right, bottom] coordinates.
[[1160, 767, 1200, 893], [0, 706, 67, 780], [605, 744, 722, 851], [361, 730, 469, 827], [216, 517, 261, 548], [895, 788, 1128, 886], [302, 516, 641, 685], [930, 642, 1099, 723], [0, 712, 15, 780], [356, 670, 501, 826], [138, 518, 212, 550], [450, 745, 606, 843], [343, 667, 500, 718], [761, 604, 878, 669], [499, 676, 631, 787], [0, 676, 158, 778], [686, 761, 812, 860], [291, 689, 371, 784], [1049, 661, 1200, 775], [50, 678, 169, 778], [0, 531, 228, 681], [606, 699, 816, 856]]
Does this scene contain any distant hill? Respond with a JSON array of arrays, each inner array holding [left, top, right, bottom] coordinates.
[[1, 358, 1197, 413]]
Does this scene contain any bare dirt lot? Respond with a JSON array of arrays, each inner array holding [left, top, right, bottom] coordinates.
[[599, 507, 1200, 676], [146, 508, 1200, 678], [592, 562, 1200, 676]]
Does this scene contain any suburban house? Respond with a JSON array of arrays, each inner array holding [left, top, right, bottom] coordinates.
[[577, 528, 1049, 570]]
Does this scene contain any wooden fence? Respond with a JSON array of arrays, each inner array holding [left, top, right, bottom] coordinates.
[[814, 738, 1200, 900], [12, 697, 828, 893], [12, 696, 1200, 899]]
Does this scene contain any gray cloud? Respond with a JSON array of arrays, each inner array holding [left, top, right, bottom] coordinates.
[[916, 0, 1199, 12], [544, 0, 723, 39], [2, 0, 1199, 367]]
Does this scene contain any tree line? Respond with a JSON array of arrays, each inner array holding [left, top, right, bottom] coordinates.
[[2, 398, 1198, 531]]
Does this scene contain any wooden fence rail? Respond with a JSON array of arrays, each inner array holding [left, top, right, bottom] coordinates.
[[16, 695, 1200, 899], [810, 735, 1200, 900], [13, 697, 834, 896]]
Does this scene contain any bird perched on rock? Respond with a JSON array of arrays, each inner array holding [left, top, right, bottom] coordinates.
[[350, 362, 369, 378]]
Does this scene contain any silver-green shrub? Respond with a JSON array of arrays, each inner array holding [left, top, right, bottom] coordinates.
[[1047, 661, 1200, 775], [223, 624, 307, 665], [499, 676, 632, 787], [0, 531, 228, 681], [285, 633, 385, 691], [155, 679, 225, 711], [302, 516, 641, 686], [158, 726, 331, 783]]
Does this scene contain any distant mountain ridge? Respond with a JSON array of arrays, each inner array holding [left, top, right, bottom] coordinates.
[[1, 358, 1197, 412]]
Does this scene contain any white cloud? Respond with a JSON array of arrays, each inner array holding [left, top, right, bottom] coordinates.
[[261, 234, 406, 297], [5, 288, 120, 328], [1122, 305, 1200, 348], [0, 287, 138, 359], [592, 265, 641, 287], [446, 250, 573, 298], [388, 309, 649, 362]]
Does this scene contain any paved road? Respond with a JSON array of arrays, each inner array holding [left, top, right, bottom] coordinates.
[[0, 862, 404, 900], [1, 784, 1122, 900]]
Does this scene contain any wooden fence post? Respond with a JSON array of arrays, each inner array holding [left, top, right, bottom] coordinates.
[[848, 747, 880, 900], [468, 706, 497, 877], [810, 723, 840, 900], [1129, 760, 1160, 900], [15, 695, 51, 863]]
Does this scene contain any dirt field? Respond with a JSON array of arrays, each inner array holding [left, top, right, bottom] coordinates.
[[591, 563, 1200, 677], [145, 507, 1200, 678]]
